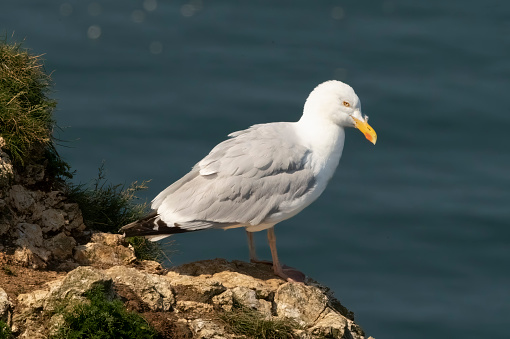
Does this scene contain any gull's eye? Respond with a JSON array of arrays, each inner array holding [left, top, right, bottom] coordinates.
[[342, 101, 350, 107]]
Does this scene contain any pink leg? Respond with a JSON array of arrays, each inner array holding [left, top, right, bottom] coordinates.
[[267, 227, 305, 282], [246, 230, 272, 264]]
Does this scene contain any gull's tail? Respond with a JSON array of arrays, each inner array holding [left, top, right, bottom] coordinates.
[[120, 211, 239, 242], [120, 211, 192, 242]]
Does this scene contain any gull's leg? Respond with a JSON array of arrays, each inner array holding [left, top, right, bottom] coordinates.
[[246, 230, 258, 262], [246, 230, 272, 265], [267, 227, 305, 283]]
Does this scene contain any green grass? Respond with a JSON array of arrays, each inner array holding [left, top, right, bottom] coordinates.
[[64, 165, 164, 262], [0, 321, 12, 339], [0, 37, 57, 166], [50, 285, 157, 339], [125, 236, 165, 262], [220, 301, 300, 339], [65, 164, 150, 233]]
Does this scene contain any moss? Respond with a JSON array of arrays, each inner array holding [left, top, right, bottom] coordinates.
[[0, 321, 12, 339], [50, 285, 158, 339], [220, 300, 300, 339]]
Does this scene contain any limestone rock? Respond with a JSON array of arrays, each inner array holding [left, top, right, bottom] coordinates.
[[90, 232, 124, 246], [211, 289, 234, 312], [47, 232, 76, 260], [0, 222, 9, 236], [7, 259, 369, 339], [189, 319, 228, 339], [105, 266, 175, 311], [274, 282, 328, 326], [40, 209, 66, 233], [166, 271, 226, 303], [14, 223, 50, 268], [17, 289, 50, 312], [0, 287, 12, 323], [9, 185, 34, 212], [0, 137, 13, 187], [74, 233, 136, 267], [44, 266, 113, 312], [310, 308, 348, 338], [231, 286, 272, 318], [176, 300, 214, 316], [44, 191, 65, 207]]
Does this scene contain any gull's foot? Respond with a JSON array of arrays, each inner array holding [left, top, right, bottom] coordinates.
[[274, 265, 306, 283], [251, 259, 306, 282]]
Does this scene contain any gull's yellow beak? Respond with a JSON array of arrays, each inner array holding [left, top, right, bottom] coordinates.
[[352, 116, 377, 145]]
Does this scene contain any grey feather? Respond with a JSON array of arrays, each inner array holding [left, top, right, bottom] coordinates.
[[152, 122, 316, 231]]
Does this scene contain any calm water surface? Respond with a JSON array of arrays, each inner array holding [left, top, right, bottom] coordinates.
[[3, 1, 510, 338]]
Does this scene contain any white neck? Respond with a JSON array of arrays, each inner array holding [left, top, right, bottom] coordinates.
[[294, 116, 345, 179]]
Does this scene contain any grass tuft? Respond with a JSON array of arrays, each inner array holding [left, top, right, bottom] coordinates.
[[125, 236, 165, 262], [0, 321, 12, 339], [220, 301, 300, 339], [0, 37, 57, 166], [65, 165, 164, 262], [50, 285, 157, 339], [65, 164, 149, 233]]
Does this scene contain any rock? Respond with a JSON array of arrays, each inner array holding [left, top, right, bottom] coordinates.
[[90, 232, 124, 246], [16, 163, 45, 186], [47, 232, 76, 261], [310, 308, 348, 338], [231, 286, 272, 318], [176, 300, 214, 315], [7, 260, 369, 339], [211, 289, 234, 312], [64, 204, 86, 231], [0, 137, 13, 187], [0, 287, 12, 324], [189, 319, 228, 339], [17, 289, 50, 311], [44, 191, 65, 207], [8, 185, 34, 212], [166, 271, 226, 303], [14, 223, 50, 268], [274, 282, 328, 326], [40, 209, 66, 233], [105, 266, 175, 311], [0, 223, 9, 236], [74, 234, 136, 267], [44, 266, 113, 312]]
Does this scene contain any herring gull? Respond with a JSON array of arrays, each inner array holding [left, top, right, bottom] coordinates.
[[121, 80, 377, 281]]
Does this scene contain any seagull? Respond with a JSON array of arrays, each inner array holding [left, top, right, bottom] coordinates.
[[121, 80, 377, 281]]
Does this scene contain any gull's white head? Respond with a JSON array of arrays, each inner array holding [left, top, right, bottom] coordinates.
[[301, 80, 377, 144]]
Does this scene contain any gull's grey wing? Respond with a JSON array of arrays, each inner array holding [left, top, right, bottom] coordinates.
[[151, 122, 316, 231]]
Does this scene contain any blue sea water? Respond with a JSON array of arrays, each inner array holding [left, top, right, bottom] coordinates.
[[2, 1, 510, 338]]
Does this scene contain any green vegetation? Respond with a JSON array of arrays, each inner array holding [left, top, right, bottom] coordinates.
[[0, 321, 12, 339], [51, 285, 157, 339], [0, 38, 59, 166], [64, 165, 163, 261], [65, 164, 149, 233], [220, 301, 300, 339], [125, 236, 165, 262]]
